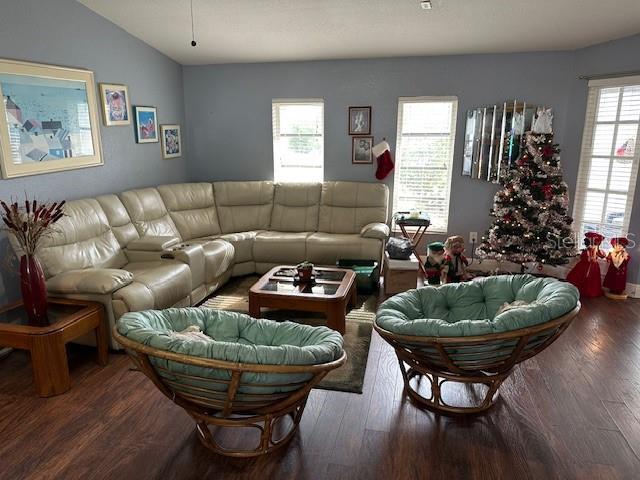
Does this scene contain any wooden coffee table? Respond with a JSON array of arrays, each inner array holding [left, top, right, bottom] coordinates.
[[0, 297, 108, 397], [249, 266, 357, 334]]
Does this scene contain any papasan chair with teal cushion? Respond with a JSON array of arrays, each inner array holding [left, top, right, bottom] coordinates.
[[114, 308, 345, 457], [375, 274, 580, 414]]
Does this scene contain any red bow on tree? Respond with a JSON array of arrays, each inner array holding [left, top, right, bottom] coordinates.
[[542, 145, 555, 157], [543, 184, 554, 198]]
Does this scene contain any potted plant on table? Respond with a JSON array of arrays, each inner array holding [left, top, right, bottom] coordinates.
[[296, 261, 314, 283], [1, 199, 65, 325]]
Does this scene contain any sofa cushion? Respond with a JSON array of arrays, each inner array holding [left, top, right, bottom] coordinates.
[[157, 183, 222, 240], [121, 261, 192, 310], [96, 194, 140, 247], [37, 198, 127, 278], [318, 181, 389, 234], [306, 232, 383, 265], [218, 231, 261, 264], [270, 183, 321, 232], [213, 181, 274, 233], [120, 188, 181, 238], [375, 275, 580, 337], [253, 231, 311, 265]]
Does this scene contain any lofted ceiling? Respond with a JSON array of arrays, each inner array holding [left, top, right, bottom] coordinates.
[[78, 0, 640, 65]]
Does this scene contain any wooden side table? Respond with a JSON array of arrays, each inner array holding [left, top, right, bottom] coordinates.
[[393, 212, 431, 277], [0, 297, 108, 397]]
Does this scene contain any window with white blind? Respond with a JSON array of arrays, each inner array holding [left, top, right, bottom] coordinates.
[[573, 77, 640, 244], [272, 99, 324, 183], [393, 96, 458, 233]]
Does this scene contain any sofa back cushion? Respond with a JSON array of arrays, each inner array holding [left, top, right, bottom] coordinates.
[[213, 181, 274, 233], [270, 182, 321, 232], [157, 183, 222, 240], [318, 181, 389, 234], [96, 194, 140, 247], [37, 199, 126, 278], [120, 188, 181, 238]]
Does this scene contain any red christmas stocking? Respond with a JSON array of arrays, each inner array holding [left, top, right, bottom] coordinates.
[[373, 140, 394, 180]]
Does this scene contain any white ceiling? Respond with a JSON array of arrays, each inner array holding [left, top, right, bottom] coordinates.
[[78, 0, 640, 65]]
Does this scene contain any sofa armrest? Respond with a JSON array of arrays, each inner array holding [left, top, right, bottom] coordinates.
[[47, 269, 134, 295], [126, 236, 180, 252], [360, 222, 390, 240]]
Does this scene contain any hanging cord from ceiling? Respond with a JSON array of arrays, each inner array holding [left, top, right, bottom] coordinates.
[[190, 0, 197, 47]]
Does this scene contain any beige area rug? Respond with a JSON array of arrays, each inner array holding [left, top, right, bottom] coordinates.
[[202, 275, 376, 394]]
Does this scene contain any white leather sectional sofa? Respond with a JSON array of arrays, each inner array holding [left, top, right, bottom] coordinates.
[[19, 181, 389, 347]]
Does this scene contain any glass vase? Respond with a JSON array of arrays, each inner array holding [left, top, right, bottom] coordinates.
[[20, 254, 48, 325]]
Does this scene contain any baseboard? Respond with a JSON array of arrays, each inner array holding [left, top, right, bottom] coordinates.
[[469, 258, 640, 299]]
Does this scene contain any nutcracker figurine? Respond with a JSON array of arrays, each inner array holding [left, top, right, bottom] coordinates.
[[424, 241, 446, 285], [603, 237, 630, 299], [443, 235, 469, 283], [566, 231, 605, 297]]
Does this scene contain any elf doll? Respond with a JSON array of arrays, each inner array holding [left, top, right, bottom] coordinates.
[[566, 232, 605, 297], [443, 235, 469, 283], [603, 237, 630, 298], [424, 242, 446, 285]]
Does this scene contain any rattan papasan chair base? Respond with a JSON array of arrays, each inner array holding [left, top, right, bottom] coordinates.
[[375, 274, 580, 415], [114, 308, 346, 457]]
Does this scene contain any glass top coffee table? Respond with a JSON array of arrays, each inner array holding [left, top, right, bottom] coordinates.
[[248, 266, 357, 334]]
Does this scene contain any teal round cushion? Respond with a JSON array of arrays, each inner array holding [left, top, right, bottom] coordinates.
[[375, 274, 579, 337], [117, 308, 344, 395]]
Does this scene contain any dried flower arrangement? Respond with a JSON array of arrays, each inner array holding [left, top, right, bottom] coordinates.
[[1, 199, 65, 255]]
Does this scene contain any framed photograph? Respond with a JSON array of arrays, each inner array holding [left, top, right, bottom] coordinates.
[[349, 106, 371, 135], [160, 124, 181, 159], [0, 58, 103, 179], [133, 106, 158, 143], [352, 136, 374, 164], [99, 83, 131, 126]]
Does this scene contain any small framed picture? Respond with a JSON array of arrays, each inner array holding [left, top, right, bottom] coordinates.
[[99, 83, 131, 126], [349, 106, 371, 135], [133, 106, 158, 143], [160, 124, 182, 159], [352, 136, 374, 164]]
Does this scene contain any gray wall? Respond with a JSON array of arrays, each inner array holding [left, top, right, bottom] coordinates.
[[184, 35, 640, 284], [183, 52, 576, 242], [0, 0, 187, 302]]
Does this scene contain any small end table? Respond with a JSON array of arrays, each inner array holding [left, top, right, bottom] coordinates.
[[393, 212, 431, 277], [0, 297, 108, 397]]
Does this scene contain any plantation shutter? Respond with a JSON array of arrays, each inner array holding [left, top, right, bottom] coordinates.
[[573, 76, 640, 244], [393, 97, 458, 233], [272, 99, 324, 183]]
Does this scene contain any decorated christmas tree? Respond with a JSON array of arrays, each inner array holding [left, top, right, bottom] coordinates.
[[477, 132, 577, 269]]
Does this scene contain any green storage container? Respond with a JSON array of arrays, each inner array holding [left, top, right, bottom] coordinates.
[[336, 259, 380, 294]]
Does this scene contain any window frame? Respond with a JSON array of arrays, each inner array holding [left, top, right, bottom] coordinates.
[[573, 76, 640, 241], [393, 95, 458, 234], [271, 98, 324, 183]]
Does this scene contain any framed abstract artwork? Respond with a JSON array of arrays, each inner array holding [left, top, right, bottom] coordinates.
[[349, 106, 371, 135], [133, 106, 158, 143], [352, 136, 374, 164], [160, 124, 181, 159], [0, 58, 103, 179], [99, 83, 131, 126]]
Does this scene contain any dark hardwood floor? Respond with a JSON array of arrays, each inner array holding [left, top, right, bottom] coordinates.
[[1, 295, 640, 479]]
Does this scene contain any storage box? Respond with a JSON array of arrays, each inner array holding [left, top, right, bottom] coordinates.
[[384, 252, 419, 294], [336, 259, 380, 294]]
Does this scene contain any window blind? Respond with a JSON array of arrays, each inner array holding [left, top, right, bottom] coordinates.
[[272, 99, 324, 183], [393, 96, 458, 233], [573, 76, 640, 244]]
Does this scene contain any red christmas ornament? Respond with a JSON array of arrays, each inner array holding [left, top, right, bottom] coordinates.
[[542, 145, 555, 157], [543, 184, 554, 198]]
